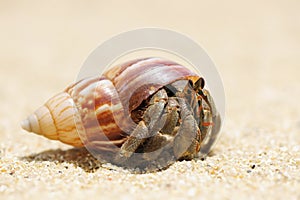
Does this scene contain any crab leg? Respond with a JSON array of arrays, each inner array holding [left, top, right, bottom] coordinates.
[[115, 89, 168, 162], [173, 98, 201, 159], [160, 97, 179, 135], [198, 89, 221, 155], [143, 89, 168, 134]]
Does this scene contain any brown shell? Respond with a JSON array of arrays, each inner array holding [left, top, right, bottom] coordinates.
[[21, 57, 200, 148]]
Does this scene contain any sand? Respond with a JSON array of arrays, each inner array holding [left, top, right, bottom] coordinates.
[[0, 1, 299, 199]]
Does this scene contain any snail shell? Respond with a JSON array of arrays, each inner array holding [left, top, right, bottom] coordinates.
[[21, 57, 200, 149]]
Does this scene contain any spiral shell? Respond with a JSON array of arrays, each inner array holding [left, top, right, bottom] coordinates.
[[21, 58, 200, 149]]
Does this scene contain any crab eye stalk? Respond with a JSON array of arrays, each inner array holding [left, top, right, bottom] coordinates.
[[194, 77, 205, 91]]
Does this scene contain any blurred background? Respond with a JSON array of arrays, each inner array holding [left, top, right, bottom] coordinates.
[[0, 0, 299, 199], [1, 0, 299, 127]]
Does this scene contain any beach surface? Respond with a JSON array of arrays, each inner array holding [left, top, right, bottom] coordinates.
[[0, 1, 299, 199]]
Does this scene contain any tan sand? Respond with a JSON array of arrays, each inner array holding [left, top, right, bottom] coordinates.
[[0, 1, 299, 199]]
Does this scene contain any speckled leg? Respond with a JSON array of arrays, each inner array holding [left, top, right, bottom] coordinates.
[[160, 97, 179, 135], [141, 96, 179, 161], [115, 89, 168, 163], [173, 98, 201, 159], [198, 89, 221, 155], [115, 121, 149, 163], [143, 89, 168, 134], [141, 133, 170, 161]]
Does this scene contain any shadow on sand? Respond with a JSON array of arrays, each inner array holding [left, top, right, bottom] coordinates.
[[21, 148, 104, 173], [21, 147, 216, 173]]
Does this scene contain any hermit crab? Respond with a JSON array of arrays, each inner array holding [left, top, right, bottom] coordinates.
[[21, 57, 221, 171]]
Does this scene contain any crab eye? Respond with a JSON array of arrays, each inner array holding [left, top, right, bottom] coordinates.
[[188, 79, 194, 87], [194, 77, 205, 90]]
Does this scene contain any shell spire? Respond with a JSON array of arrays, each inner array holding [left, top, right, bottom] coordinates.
[[21, 92, 84, 147]]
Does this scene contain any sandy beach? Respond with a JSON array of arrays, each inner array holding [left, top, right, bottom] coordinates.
[[0, 1, 299, 199]]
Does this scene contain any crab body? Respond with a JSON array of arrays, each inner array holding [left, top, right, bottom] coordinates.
[[21, 57, 221, 171]]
